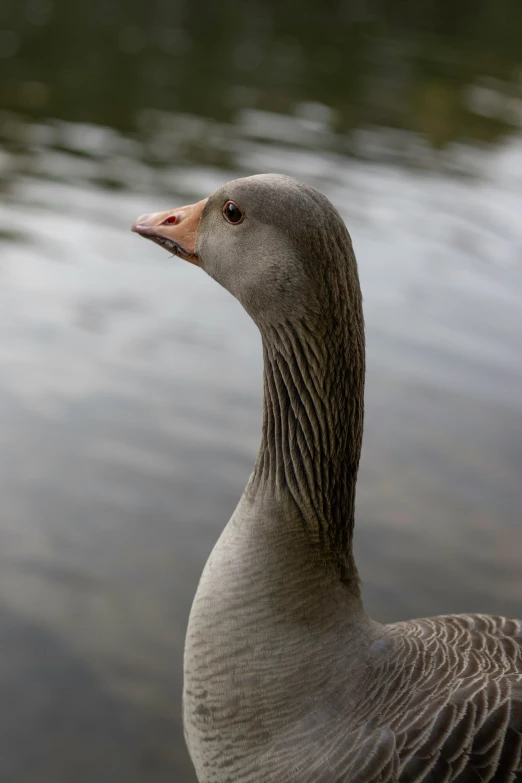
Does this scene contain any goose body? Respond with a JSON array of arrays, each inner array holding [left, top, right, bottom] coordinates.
[[132, 174, 522, 782]]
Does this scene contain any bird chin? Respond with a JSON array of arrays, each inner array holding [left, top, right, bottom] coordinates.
[[141, 231, 197, 263]]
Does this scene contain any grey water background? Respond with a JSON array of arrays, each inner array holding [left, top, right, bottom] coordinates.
[[1, 2, 522, 780]]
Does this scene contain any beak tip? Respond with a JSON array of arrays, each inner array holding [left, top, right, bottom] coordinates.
[[131, 223, 149, 237], [132, 214, 155, 234]]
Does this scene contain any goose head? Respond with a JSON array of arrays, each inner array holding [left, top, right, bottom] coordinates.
[[132, 173, 361, 331]]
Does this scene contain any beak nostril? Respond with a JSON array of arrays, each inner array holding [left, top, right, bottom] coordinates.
[[163, 215, 178, 225]]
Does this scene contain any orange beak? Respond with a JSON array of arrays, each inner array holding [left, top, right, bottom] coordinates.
[[131, 197, 208, 266]]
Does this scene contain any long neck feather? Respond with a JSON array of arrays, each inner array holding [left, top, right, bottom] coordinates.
[[252, 232, 365, 588]]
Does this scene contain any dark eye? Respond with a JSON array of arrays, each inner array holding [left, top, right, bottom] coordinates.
[[223, 200, 244, 225]]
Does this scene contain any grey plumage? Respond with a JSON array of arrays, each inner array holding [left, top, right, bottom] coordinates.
[[134, 173, 522, 782]]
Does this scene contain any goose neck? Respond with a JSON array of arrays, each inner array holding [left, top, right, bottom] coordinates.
[[252, 311, 365, 586]]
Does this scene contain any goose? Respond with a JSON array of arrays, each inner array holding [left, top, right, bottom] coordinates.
[[132, 174, 522, 783]]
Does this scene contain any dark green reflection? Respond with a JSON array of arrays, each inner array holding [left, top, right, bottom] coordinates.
[[1, 0, 521, 151]]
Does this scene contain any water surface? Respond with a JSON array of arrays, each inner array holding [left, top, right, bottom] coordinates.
[[1, 6, 522, 780]]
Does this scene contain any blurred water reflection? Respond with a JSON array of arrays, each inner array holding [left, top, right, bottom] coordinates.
[[1, 4, 522, 782]]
